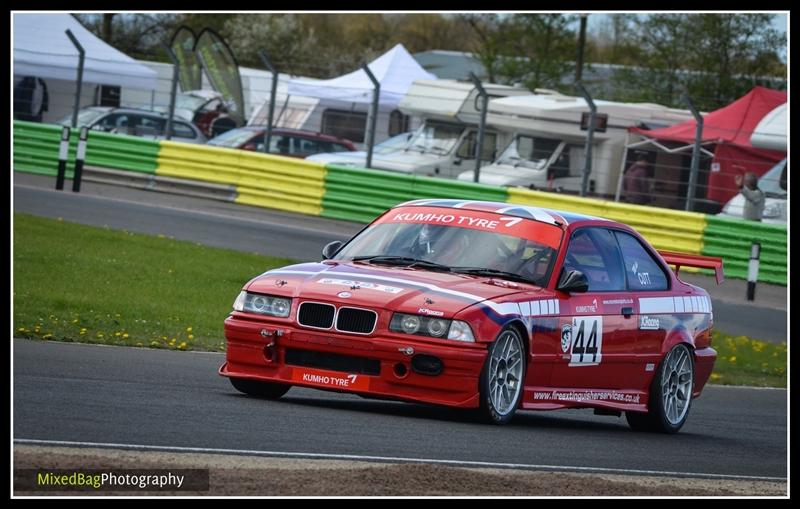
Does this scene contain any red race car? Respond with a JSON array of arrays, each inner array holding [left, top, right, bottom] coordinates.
[[220, 199, 723, 433]]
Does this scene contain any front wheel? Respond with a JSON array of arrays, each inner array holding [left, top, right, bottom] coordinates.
[[627, 343, 694, 433], [230, 377, 291, 400], [478, 328, 527, 425]]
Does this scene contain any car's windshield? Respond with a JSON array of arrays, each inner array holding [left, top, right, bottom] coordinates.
[[208, 128, 258, 147], [406, 121, 464, 155], [497, 135, 561, 169], [759, 159, 787, 196], [58, 108, 107, 126], [376, 132, 412, 154], [334, 207, 563, 287]]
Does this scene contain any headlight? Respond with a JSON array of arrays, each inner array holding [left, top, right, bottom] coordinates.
[[390, 313, 475, 342], [232, 291, 291, 318]]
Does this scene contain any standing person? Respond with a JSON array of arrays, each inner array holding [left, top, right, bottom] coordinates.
[[623, 154, 651, 205], [734, 172, 765, 221]]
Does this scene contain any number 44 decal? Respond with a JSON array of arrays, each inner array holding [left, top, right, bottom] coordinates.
[[569, 316, 603, 366]]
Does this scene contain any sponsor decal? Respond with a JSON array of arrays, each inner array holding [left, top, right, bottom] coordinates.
[[317, 278, 403, 294], [337, 291, 352, 299], [603, 298, 633, 305], [417, 308, 444, 317], [533, 390, 641, 404], [560, 324, 572, 353], [568, 316, 603, 366], [639, 316, 660, 330], [575, 298, 598, 314], [291, 367, 370, 391], [645, 363, 655, 372]]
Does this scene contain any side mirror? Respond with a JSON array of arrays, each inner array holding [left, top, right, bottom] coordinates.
[[453, 158, 462, 166], [321, 240, 343, 260], [557, 269, 589, 293]]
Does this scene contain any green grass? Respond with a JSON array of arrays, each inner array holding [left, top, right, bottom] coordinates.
[[13, 213, 294, 351], [709, 331, 787, 387]]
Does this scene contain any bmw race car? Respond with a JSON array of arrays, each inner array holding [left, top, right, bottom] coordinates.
[[220, 199, 724, 433]]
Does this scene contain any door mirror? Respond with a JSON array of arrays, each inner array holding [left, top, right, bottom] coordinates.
[[557, 269, 589, 293], [242, 143, 257, 151], [321, 240, 343, 260], [453, 158, 462, 166]]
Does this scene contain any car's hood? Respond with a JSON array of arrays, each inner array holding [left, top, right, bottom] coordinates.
[[246, 261, 547, 317], [456, 163, 544, 186], [307, 152, 367, 165]]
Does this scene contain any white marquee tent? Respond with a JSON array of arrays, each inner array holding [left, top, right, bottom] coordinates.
[[13, 13, 158, 91], [288, 43, 436, 106]]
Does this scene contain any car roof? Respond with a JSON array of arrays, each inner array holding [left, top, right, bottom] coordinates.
[[244, 125, 354, 144], [395, 199, 607, 227]]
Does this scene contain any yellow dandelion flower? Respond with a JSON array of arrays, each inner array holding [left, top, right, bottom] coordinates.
[[123, 333, 129, 339], [188, 334, 194, 340], [729, 356, 737, 363], [178, 342, 187, 350], [186, 327, 193, 333]]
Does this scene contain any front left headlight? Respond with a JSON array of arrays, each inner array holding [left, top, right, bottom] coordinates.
[[232, 291, 291, 318], [389, 313, 475, 342]]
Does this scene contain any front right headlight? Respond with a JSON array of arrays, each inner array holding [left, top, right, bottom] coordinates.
[[233, 291, 291, 317]]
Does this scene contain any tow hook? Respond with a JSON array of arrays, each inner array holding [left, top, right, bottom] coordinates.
[[261, 329, 283, 362]]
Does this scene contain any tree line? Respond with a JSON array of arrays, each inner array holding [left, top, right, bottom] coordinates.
[[74, 13, 786, 111]]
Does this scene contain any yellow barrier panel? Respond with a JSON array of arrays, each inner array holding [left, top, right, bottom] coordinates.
[[507, 188, 706, 254], [155, 141, 326, 216]]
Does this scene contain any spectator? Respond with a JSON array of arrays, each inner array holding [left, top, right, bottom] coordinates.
[[623, 154, 651, 205], [14, 76, 49, 122], [734, 172, 765, 221]]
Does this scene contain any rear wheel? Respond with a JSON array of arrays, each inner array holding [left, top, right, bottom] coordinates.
[[627, 343, 694, 433], [478, 328, 526, 424], [230, 377, 291, 399]]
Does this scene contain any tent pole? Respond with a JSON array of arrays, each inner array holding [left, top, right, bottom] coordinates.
[[469, 72, 488, 183], [683, 92, 704, 212], [615, 130, 631, 202], [258, 51, 278, 154], [64, 29, 85, 129], [362, 64, 380, 169]]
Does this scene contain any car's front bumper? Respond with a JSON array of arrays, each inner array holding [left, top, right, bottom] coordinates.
[[220, 315, 488, 408]]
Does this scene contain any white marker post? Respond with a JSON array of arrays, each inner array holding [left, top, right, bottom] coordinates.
[[55, 126, 70, 190], [72, 126, 89, 192], [747, 242, 760, 301]]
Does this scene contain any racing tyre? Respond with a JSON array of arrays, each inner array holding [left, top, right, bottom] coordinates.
[[626, 343, 694, 433], [478, 327, 526, 425], [230, 378, 291, 399]]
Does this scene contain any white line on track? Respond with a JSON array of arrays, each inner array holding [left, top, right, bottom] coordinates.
[[14, 438, 786, 483]]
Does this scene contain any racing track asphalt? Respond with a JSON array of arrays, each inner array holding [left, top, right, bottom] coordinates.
[[13, 340, 787, 480], [13, 173, 787, 343]]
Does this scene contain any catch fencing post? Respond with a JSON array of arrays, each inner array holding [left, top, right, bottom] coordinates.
[[163, 43, 180, 141], [55, 126, 70, 191], [362, 64, 380, 169], [577, 82, 596, 197], [683, 92, 704, 212], [469, 72, 488, 183], [64, 29, 85, 129], [747, 242, 761, 301], [258, 51, 279, 154], [72, 126, 89, 193]]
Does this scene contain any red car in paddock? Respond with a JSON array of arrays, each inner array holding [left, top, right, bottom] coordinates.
[[220, 199, 724, 433]]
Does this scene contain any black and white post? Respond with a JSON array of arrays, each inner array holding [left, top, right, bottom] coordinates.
[[55, 125, 71, 191], [72, 126, 89, 193], [747, 242, 761, 301]]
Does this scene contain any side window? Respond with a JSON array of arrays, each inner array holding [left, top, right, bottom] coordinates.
[[295, 137, 320, 156], [614, 231, 669, 291], [138, 116, 165, 135], [98, 113, 130, 130], [457, 131, 498, 161], [171, 121, 196, 139], [388, 109, 410, 137], [270, 135, 290, 154], [563, 228, 625, 292], [321, 109, 366, 143]]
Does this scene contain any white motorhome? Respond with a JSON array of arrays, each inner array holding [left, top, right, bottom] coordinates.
[[310, 79, 530, 178], [458, 93, 694, 196]]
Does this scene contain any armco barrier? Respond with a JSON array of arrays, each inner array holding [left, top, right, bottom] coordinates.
[[13, 120, 159, 176], [507, 188, 706, 254], [322, 164, 508, 223], [156, 142, 326, 216], [702, 216, 787, 285]]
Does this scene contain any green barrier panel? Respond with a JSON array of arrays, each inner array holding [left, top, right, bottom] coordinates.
[[702, 216, 787, 285], [322, 164, 509, 223], [13, 120, 160, 177]]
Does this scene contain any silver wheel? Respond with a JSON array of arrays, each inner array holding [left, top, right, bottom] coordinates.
[[661, 344, 693, 425], [488, 330, 525, 416]]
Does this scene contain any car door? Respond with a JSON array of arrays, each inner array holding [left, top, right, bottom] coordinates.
[[549, 227, 640, 391]]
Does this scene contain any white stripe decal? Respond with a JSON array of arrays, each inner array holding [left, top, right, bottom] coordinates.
[[451, 201, 472, 209], [674, 296, 685, 313], [683, 296, 692, 313], [548, 299, 555, 315], [531, 300, 541, 316], [520, 300, 531, 317], [639, 297, 676, 314], [555, 300, 560, 315]]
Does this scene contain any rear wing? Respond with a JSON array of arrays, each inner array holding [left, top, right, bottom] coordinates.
[[658, 251, 725, 285]]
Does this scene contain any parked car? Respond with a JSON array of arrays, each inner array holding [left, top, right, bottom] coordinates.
[[157, 90, 241, 138], [57, 107, 206, 144], [207, 126, 357, 158], [719, 158, 787, 224], [306, 131, 413, 166], [220, 199, 723, 433]]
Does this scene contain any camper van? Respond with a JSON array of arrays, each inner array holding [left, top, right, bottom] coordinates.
[[310, 79, 530, 178], [457, 93, 694, 196]]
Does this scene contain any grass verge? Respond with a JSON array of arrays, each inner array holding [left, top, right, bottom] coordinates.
[[709, 331, 786, 388], [13, 213, 294, 351]]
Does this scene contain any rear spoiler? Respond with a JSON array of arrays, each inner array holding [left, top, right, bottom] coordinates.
[[658, 251, 725, 285]]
